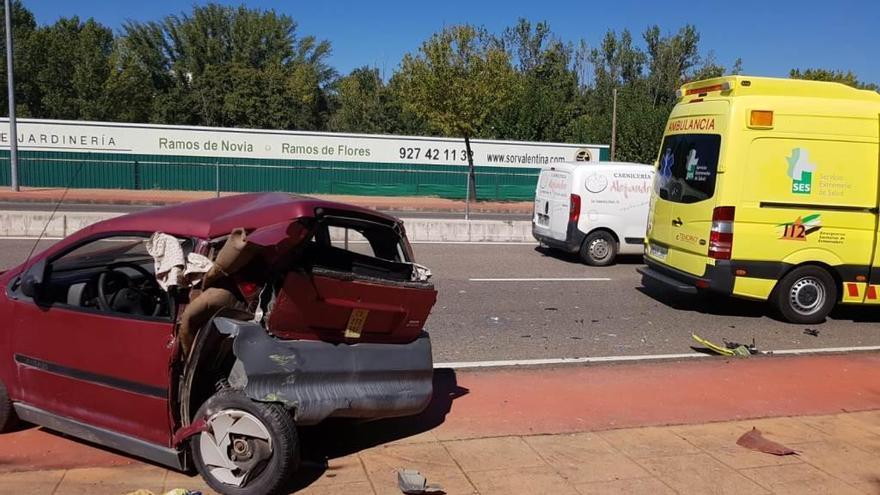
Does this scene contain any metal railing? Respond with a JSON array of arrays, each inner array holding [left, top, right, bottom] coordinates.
[[0, 155, 540, 202]]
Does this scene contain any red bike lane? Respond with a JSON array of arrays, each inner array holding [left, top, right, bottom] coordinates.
[[2, 352, 879, 473]]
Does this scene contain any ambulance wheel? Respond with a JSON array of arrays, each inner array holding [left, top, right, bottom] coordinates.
[[773, 266, 837, 324], [580, 231, 617, 266]]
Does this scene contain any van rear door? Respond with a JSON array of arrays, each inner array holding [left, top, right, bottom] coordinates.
[[649, 108, 726, 275], [534, 168, 572, 241]]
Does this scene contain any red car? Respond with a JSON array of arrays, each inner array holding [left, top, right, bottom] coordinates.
[[0, 193, 437, 494]]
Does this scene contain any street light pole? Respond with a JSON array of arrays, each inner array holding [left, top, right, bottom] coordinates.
[[610, 88, 617, 161], [4, 0, 18, 191]]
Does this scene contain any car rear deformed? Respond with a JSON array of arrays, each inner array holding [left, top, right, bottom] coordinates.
[[0, 193, 437, 494]]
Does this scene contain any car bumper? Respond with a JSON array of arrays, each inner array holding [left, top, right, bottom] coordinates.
[[214, 318, 434, 425], [532, 220, 585, 253], [637, 257, 734, 295]]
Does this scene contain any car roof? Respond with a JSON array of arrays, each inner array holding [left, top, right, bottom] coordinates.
[[80, 192, 400, 239]]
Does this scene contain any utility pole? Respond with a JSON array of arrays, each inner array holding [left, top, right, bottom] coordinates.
[[610, 88, 618, 161], [464, 135, 476, 221], [4, 0, 18, 191]]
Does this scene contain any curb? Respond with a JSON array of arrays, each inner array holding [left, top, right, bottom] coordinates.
[[0, 210, 537, 243]]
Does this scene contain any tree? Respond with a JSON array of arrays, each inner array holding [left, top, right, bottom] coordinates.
[[0, 2, 39, 117], [789, 68, 878, 91], [120, 3, 334, 128], [28, 17, 114, 120], [396, 25, 516, 137], [329, 66, 393, 134], [489, 19, 580, 142]]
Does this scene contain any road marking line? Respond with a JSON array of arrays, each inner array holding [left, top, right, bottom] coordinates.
[[469, 277, 611, 282], [410, 241, 538, 245], [0, 237, 539, 245], [0, 236, 63, 240], [435, 345, 880, 369]]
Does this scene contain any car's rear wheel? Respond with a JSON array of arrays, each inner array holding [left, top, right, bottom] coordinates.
[[191, 388, 299, 495], [0, 379, 17, 433], [773, 265, 837, 324], [580, 231, 617, 266]]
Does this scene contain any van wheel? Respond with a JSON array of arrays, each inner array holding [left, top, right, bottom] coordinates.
[[0, 379, 17, 433], [192, 388, 299, 495], [773, 266, 837, 324], [580, 231, 617, 266]]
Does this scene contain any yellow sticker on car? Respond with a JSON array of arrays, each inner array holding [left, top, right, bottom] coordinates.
[[344, 308, 369, 339]]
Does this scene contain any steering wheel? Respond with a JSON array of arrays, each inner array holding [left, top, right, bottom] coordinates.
[[97, 262, 164, 316]]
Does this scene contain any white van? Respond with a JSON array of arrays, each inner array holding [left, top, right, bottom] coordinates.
[[532, 161, 654, 265]]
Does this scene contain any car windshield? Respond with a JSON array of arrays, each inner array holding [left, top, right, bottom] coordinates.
[[51, 238, 149, 272], [654, 133, 721, 204]]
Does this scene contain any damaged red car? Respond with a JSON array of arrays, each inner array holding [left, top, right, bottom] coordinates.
[[0, 193, 437, 494]]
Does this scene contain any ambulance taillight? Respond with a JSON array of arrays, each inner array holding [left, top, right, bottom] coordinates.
[[709, 207, 735, 260]]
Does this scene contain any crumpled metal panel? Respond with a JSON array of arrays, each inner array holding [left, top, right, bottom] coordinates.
[[213, 317, 434, 425]]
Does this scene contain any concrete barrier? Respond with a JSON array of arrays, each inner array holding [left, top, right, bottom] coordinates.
[[0, 210, 537, 243]]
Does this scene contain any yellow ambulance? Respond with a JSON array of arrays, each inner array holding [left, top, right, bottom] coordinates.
[[638, 75, 880, 324]]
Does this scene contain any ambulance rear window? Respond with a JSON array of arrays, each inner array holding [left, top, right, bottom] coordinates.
[[654, 134, 721, 204]]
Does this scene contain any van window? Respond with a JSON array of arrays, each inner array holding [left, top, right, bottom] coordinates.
[[655, 134, 721, 204]]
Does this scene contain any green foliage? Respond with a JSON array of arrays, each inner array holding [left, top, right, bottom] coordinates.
[[396, 25, 516, 137], [119, 3, 333, 128], [328, 67, 392, 134], [2, 1, 877, 163], [789, 68, 879, 91]]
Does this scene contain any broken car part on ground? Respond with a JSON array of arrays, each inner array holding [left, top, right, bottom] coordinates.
[[0, 193, 437, 495]]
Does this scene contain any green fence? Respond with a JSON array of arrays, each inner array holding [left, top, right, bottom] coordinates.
[[0, 148, 609, 201]]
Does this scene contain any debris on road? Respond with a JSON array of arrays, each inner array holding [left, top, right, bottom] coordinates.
[[803, 328, 820, 337], [691, 333, 758, 357], [397, 469, 445, 494], [736, 427, 798, 456]]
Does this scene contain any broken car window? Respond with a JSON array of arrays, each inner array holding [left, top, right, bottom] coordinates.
[[42, 235, 185, 319]]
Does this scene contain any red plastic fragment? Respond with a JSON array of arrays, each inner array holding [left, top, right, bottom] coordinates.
[[736, 427, 797, 456]]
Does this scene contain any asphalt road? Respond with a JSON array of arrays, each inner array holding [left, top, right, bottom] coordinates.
[[1, 240, 879, 363], [0, 201, 530, 221]]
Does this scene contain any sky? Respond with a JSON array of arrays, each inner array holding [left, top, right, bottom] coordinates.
[[25, 0, 880, 84]]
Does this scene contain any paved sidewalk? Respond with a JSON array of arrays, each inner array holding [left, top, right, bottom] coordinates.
[[4, 411, 880, 494], [4, 353, 880, 494], [0, 186, 534, 214]]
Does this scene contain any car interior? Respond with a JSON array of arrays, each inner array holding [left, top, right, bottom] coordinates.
[[303, 217, 424, 283], [40, 235, 192, 318]]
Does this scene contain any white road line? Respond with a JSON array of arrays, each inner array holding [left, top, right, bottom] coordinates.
[[0, 236, 63, 241], [410, 241, 538, 245], [469, 277, 612, 282], [770, 345, 880, 355], [435, 345, 880, 369], [0, 237, 539, 245]]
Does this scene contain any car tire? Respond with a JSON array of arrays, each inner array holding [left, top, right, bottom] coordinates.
[[580, 231, 618, 266], [772, 265, 837, 324], [0, 379, 17, 433], [191, 388, 299, 495]]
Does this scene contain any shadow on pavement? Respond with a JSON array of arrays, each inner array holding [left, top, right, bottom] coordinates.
[[289, 368, 468, 492], [534, 245, 644, 265], [639, 275, 880, 324], [637, 276, 768, 318], [18, 369, 466, 494]]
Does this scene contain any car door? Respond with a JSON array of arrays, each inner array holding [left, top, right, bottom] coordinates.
[[10, 234, 176, 446]]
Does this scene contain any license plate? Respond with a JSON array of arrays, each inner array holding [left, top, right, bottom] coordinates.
[[649, 243, 668, 261], [344, 308, 369, 339], [536, 213, 550, 226]]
